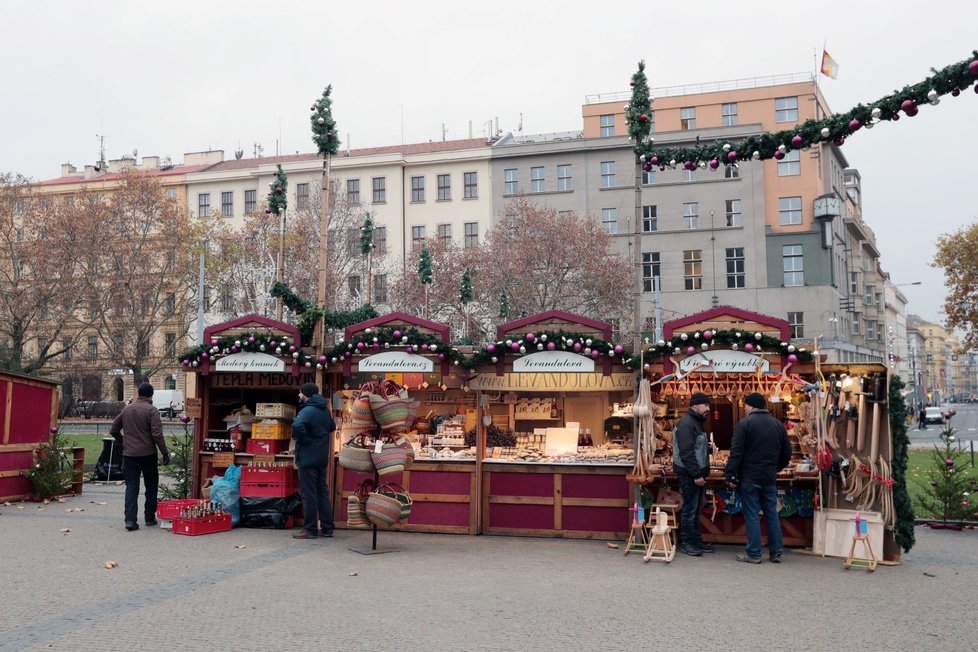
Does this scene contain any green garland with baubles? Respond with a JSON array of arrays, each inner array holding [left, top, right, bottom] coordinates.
[[466, 330, 636, 370], [266, 164, 288, 215], [323, 326, 467, 368], [643, 329, 813, 363], [627, 50, 978, 171]]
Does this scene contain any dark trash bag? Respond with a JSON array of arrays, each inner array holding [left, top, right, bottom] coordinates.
[[92, 438, 125, 481], [239, 494, 301, 529]]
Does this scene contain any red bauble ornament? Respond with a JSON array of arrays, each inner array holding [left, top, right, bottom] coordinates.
[[900, 99, 917, 114], [264, 208, 271, 214], [905, 105, 918, 117], [848, 118, 861, 131], [969, 59, 978, 76], [891, 112, 900, 121], [774, 150, 785, 160], [650, 156, 659, 165], [630, 80, 636, 86], [639, 114, 649, 122], [952, 88, 961, 97], [791, 135, 803, 148], [726, 151, 737, 162]]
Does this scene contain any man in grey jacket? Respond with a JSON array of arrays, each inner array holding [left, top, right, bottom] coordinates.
[[672, 392, 713, 556], [110, 382, 169, 531]]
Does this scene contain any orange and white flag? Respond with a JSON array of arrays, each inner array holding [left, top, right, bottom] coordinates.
[[820, 50, 839, 79]]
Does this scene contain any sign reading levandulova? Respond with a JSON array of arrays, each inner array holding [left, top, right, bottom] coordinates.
[[512, 351, 596, 373], [358, 351, 434, 373]]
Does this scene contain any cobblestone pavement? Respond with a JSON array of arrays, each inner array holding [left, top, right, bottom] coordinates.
[[0, 483, 975, 651]]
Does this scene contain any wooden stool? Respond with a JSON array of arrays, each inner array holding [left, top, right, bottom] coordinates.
[[843, 513, 877, 572], [643, 509, 675, 563]]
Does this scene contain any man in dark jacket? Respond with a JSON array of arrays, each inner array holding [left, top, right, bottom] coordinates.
[[725, 393, 792, 564], [291, 382, 336, 539], [672, 392, 713, 556], [110, 382, 169, 531]]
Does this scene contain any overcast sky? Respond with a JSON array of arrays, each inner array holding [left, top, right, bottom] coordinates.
[[2, 2, 974, 328]]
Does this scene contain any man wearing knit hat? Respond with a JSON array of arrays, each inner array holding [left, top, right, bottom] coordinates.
[[110, 382, 169, 531], [673, 391, 713, 556], [725, 392, 792, 564], [291, 382, 336, 539]]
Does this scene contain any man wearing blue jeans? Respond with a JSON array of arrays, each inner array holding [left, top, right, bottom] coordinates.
[[724, 393, 792, 564]]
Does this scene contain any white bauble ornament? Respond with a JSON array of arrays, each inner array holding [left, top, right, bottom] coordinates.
[[701, 343, 709, 350], [537, 343, 544, 350], [292, 352, 299, 359], [585, 338, 592, 346], [275, 348, 282, 354], [657, 339, 666, 347], [316, 363, 323, 369], [519, 346, 526, 354], [491, 357, 498, 363], [540, 334, 547, 341], [778, 145, 786, 154], [259, 345, 266, 351], [401, 336, 408, 343], [752, 151, 760, 160], [644, 363, 651, 371], [384, 342, 390, 348], [680, 333, 688, 341], [820, 127, 830, 138], [429, 344, 437, 352], [365, 328, 371, 333], [722, 143, 731, 152], [754, 332, 762, 340], [787, 345, 795, 353], [674, 347, 681, 354], [731, 343, 738, 350]]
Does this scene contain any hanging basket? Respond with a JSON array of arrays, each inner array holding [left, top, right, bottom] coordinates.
[[338, 433, 376, 473], [371, 436, 409, 476], [346, 479, 375, 527]]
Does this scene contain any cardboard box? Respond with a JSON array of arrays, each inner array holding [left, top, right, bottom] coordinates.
[[251, 421, 292, 441], [254, 403, 296, 420]]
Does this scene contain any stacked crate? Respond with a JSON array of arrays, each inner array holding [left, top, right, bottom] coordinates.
[[247, 403, 295, 454]]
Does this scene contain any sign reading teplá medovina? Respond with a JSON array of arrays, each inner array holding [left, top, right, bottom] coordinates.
[[678, 349, 768, 373], [359, 351, 434, 373], [512, 351, 596, 373], [214, 351, 285, 373]]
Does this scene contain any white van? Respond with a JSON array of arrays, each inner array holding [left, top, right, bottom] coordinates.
[[153, 390, 184, 418]]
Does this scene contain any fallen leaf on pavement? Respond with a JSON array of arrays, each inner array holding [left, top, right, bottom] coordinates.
[[923, 572, 936, 577], [349, 572, 358, 576], [104, 561, 118, 569], [16, 506, 25, 510], [42, 499, 50, 505], [89, 501, 107, 505], [114, 482, 123, 486], [65, 508, 84, 513], [36, 506, 44, 511], [56, 498, 66, 503], [2, 501, 11, 506], [235, 545, 247, 549], [60, 528, 71, 533], [606, 543, 619, 549]]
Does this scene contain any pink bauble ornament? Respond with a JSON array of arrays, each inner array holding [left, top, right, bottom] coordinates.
[[230, 345, 238, 353], [392, 330, 401, 339], [709, 159, 719, 169], [406, 346, 414, 354], [573, 342, 582, 352], [591, 350, 600, 358], [833, 137, 846, 146], [304, 361, 311, 368], [264, 208, 271, 214], [248, 336, 255, 343], [744, 343, 754, 352], [969, 60, 978, 76], [787, 354, 798, 363], [344, 351, 351, 358], [946, 458, 954, 466], [211, 338, 218, 345], [182, 359, 190, 366], [526, 333, 535, 342], [703, 330, 713, 340], [905, 105, 918, 117], [510, 342, 520, 352], [614, 344, 623, 354], [640, 113, 649, 122], [181, 415, 191, 424], [487, 343, 496, 353], [356, 342, 365, 350], [773, 150, 785, 160], [650, 156, 659, 165], [686, 346, 696, 355], [372, 342, 380, 349], [201, 352, 208, 359], [848, 119, 861, 131], [421, 343, 429, 351], [547, 342, 556, 351], [791, 135, 803, 148], [900, 99, 916, 113], [726, 151, 737, 162], [318, 355, 327, 363], [289, 345, 296, 352], [438, 352, 446, 361]]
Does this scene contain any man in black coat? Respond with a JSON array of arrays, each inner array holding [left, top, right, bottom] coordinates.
[[291, 382, 336, 539], [725, 393, 792, 564], [672, 392, 713, 556]]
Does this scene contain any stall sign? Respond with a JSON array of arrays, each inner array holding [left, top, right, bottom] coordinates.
[[358, 351, 434, 373], [512, 351, 596, 373], [185, 397, 202, 418], [209, 372, 316, 389], [214, 352, 285, 373], [469, 372, 633, 391], [678, 349, 769, 373]]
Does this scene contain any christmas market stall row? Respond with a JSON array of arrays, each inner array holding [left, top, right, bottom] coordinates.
[[178, 309, 910, 562]]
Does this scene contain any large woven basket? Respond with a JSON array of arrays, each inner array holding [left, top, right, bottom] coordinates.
[[338, 434, 376, 473], [347, 494, 369, 527], [371, 442, 409, 476], [365, 491, 401, 527]]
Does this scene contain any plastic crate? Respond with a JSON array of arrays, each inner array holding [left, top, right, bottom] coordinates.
[[246, 439, 290, 454], [157, 499, 201, 521], [242, 466, 295, 485], [240, 481, 295, 498], [171, 513, 232, 536], [255, 403, 296, 420], [251, 421, 291, 440]]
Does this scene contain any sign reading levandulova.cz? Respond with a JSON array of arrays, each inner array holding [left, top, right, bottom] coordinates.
[[214, 352, 286, 373], [512, 351, 596, 373], [678, 349, 769, 373], [358, 351, 434, 373]]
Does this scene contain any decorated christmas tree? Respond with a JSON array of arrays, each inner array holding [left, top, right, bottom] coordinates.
[[160, 417, 194, 500], [888, 376, 916, 551], [917, 426, 976, 527], [266, 164, 288, 216], [359, 213, 375, 256], [626, 59, 653, 150], [418, 243, 433, 319], [459, 267, 473, 304], [310, 85, 340, 158], [498, 289, 509, 319], [23, 427, 74, 499]]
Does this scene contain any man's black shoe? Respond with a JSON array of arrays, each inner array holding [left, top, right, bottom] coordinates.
[[320, 531, 334, 538], [145, 520, 158, 527], [736, 554, 761, 564], [769, 554, 782, 563], [680, 543, 703, 557], [125, 522, 139, 531], [696, 542, 715, 553]]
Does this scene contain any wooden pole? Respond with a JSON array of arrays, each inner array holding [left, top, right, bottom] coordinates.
[[276, 206, 285, 322], [315, 155, 331, 353]]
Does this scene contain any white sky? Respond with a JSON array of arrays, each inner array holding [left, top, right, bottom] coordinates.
[[1, 1, 975, 327]]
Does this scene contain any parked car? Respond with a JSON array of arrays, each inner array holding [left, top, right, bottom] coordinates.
[[924, 407, 946, 425]]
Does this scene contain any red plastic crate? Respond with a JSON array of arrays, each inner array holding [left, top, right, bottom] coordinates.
[[240, 481, 295, 498], [157, 499, 200, 521], [241, 466, 295, 485], [171, 513, 232, 536], [246, 439, 290, 454]]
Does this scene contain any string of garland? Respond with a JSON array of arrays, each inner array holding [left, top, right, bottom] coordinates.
[[642, 328, 813, 363], [888, 375, 915, 552], [323, 326, 467, 368], [178, 332, 315, 369], [467, 330, 636, 370], [629, 51, 978, 170], [269, 282, 378, 343]]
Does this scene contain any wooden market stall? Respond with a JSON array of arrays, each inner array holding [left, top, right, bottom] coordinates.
[[468, 311, 636, 540], [182, 315, 318, 499], [331, 312, 479, 535], [638, 306, 900, 561]]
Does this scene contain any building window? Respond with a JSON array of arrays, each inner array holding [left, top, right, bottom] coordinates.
[[642, 252, 661, 292], [411, 226, 426, 251], [682, 168, 697, 182], [197, 193, 210, 217], [220, 287, 233, 312], [642, 205, 657, 232], [787, 312, 804, 339], [601, 208, 618, 234], [504, 168, 518, 195], [722, 103, 738, 127], [642, 169, 656, 185], [850, 271, 859, 295], [866, 319, 876, 341], [778, 149, 801, 176], [779, 196, 803, 225], [244, 189, 257, 213], [600, 161, 616, 188], [683, 250, 703, 290], [852, 314, 861, 335], [783, 244, 804, 287], [165, 188, 177, 200], [373, 226, 386, 254], [530, 166, 545, 193], [680, 107, 696, 130], [165, 333, 176, 357], [88, 336, 98, 360], [220, 191, 233, 217], [776, 96, 799, 122], [347, 275, 361, 298], [683, 202, 699, 230], [464, 222, 479, 248], [347, 179, 360, 204], [437, 223, 452, 245], [463, 172, 478, 198], [437, 174, 451, 200], [411, 176, 425, 203], [373, 274, 388, 303], [296, 183, 309, 210], [725, 199, 742, 227], [599, 114, 615, 137], [725, 166, 740, 179], [165, 293, 175, 314], [726, 247, 745, 288], [865, 284, 874, 306], [372, 177, 386, 203], [557, 164, 572, 191]]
